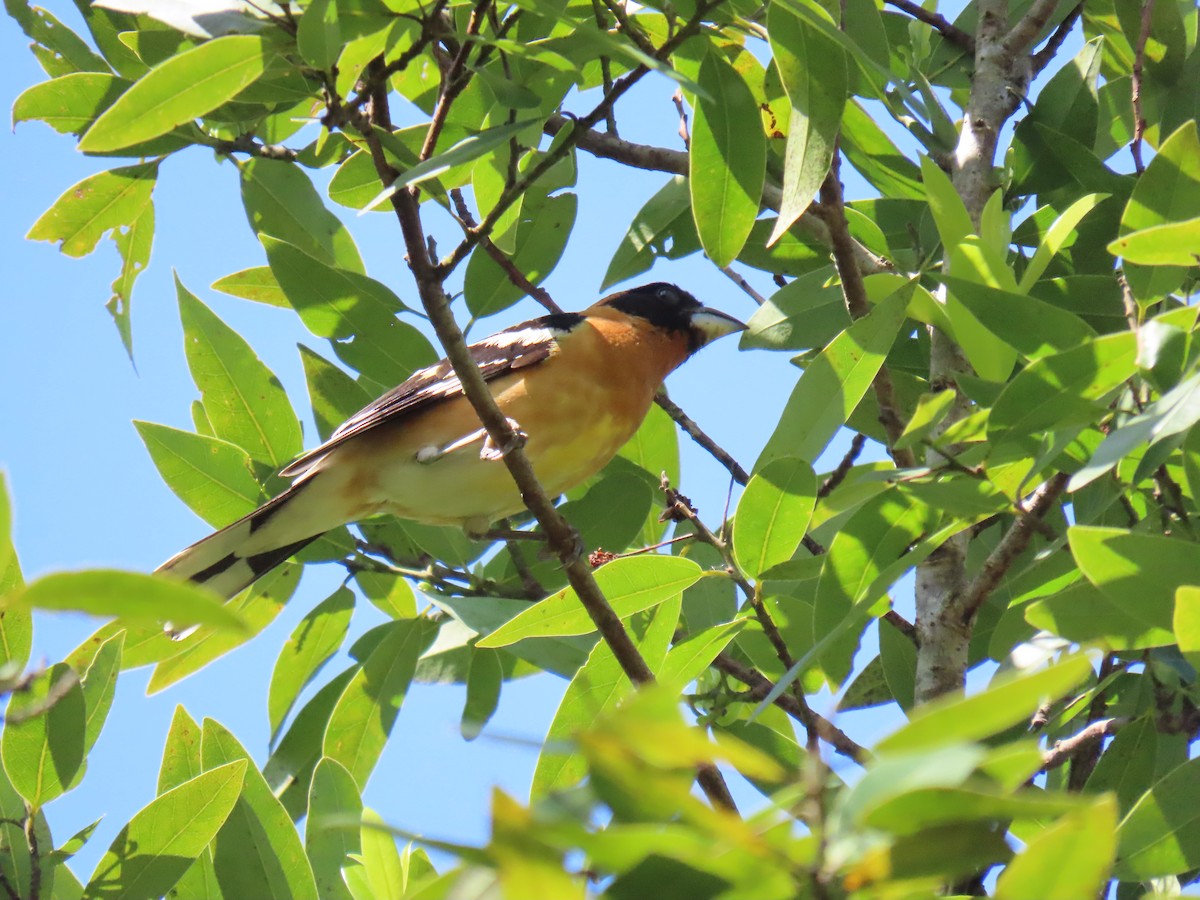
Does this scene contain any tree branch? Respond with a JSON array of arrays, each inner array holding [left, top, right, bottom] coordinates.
[[818, 163, 916, 468], [1032, 1, 1083, 74], [1041, 717, 1126, 771], [958, 472, 1068, 622], [1130, 0, 1155, 174], [883, 0, 975, 51], [654, 391, 750, 486], [1002, 0, 1061, 56], [711, 652, 869, 763]]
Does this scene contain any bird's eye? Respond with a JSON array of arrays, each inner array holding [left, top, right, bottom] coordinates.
[[656, 286, 677, 303]]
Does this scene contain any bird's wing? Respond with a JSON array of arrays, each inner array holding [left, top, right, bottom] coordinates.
[[279, 311, 585, 478]]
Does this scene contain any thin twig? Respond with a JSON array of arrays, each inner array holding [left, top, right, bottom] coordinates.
[[718, 266, 767, 305], [1042, 717, 1127, 771], [1130, 0, 1155, 174], [654, 391, 750, 485], [590, 0, 619, 134], [818, 433, 866, 499], [24, 805, 39, 900], [597, 0, 658, 54], [958, 472, 1069, 621], [883, 0, 974, 51], [883, 609, 918, 644], [448, 189, 563, 314], [212, 134, 298, 161], [818, 163, 916, 468], [418, 0, 493, 162], [1032, 1, 1083, 74], [671, 89, 691, 149], [711, 652, 869, 763]]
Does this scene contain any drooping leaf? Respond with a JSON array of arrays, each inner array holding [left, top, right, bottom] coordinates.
[[766, 0, 847, 244], [26, 161, 156, 257], [306, 757, 361, 900], [690, 51, 765, 267]]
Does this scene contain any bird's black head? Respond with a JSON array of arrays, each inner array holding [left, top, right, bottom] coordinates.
[[601, 283, 746, 352]]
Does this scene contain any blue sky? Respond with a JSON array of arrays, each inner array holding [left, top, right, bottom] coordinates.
[[0, 2, 911, 880]]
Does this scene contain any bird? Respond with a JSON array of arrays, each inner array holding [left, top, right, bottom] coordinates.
[[156, 282, 745, 599]]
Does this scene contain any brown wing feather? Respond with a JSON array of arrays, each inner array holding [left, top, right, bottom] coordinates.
[[279, 312, 584, 478]]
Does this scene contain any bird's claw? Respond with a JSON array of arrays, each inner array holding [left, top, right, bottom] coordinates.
[[480, 418, 527, 461]]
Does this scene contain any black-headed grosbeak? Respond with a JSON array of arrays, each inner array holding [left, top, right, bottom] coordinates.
[[157, 283, 745, 598]]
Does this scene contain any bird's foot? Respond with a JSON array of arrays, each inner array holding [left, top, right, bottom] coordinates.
[[480, 418, 527, 461]]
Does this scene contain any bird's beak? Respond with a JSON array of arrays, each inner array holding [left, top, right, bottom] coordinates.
[[690, 307, 747, 345]]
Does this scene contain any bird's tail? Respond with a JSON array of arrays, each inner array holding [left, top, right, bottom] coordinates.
[[156, 480, 326, 599]]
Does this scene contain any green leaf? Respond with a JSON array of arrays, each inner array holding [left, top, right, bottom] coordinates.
[[894, 390, 957, 450], [202, 720, 320, 900], [269, 587, 355, 741], [1118, 120, 1200, 302], [79, 632, 122, 756], [147, 563, 301, 694], [756, 287, 908, 468], [263, 237, 435, 387], [0, 475, 31, 666], [1019, 193, 1108, 290], [732, 457, 816, 578], [176, 278, 302, 466], [1109, 217, 1200, 265], [157, 705, 203, 794], [766, 0, 847, 244], [1062, 527, 1200, 647], [739, 267, 848, 352], [839, 99, 924, 199], [530, 596, 677, 798], [6, 0, 109, 75], [996, 796, 1117, 900], [242, 158, 365, 273], [461, 649, 502, 741], [298, 0, 341, 69], [814, 488, 940, 684], [16, 569, 248, 633], [477, 556, 703, 647], [107, 201, 153, 360], [363, 118, 542, 212], [135, 421, 263, 528], [1086, 715, 1158, 813], [306, 757, 361, 900], [877, 655, 1093, 754], [27, 161, 156, 257], [1, 662, 85, 806], [690, 52, 765, 267], [212, 266, 289, 307], [602, 176, 691, 290], [1117, 755, 1200, 879], [920, 155, 975, 252], [83, 760, 247, 899], [659, 620, 745, 691], [988, 332, 1138, 441], [324, 619, 438, 788], [942, 276, 1097, 359], [79, 35, 268, 152], [464, 192, 577, 318], [12, 72, 127, 134], [1069, 371, 1200, 490]]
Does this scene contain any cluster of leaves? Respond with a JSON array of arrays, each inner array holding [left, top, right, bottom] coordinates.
[[4, 0, 1200, 891]]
